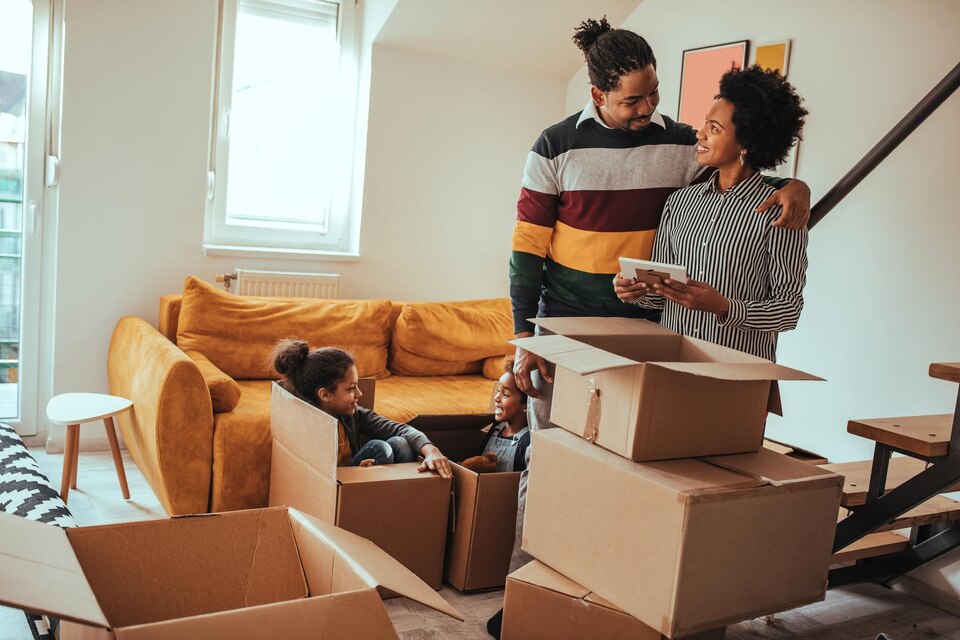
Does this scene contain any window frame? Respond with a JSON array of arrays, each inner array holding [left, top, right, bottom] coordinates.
[[204, 0, 360, 258]]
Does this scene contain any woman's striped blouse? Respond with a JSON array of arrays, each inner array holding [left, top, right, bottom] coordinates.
[[637, 170, 808, 361]]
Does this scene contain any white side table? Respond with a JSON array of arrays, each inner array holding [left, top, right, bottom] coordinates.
[[46, 392, 132, 504]]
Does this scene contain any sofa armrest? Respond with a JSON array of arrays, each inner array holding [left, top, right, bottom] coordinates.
[[108, 316, 214, 515]]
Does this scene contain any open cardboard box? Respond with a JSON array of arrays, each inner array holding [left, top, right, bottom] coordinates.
[[416, 416, 521, 591], [269, 383, 452, 588], [512, 317, 822, 461], [503, 560, 725, 640], [0, 506, 461, 639], [522, 429, 843, 638]]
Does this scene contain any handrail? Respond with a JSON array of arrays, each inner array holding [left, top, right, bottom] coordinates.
[[809, 61, 960, 229]]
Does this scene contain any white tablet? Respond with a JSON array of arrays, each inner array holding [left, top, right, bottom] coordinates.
[[618, 257, 688, 288]]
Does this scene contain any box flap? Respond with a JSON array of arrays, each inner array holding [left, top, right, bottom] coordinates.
[[113, 589, 398, 640], [512, 335, 637, 374], [0, 512, 109, 628], [509, 560, 589, 600], [287, 509, 463, 621], [65, 507, 307, 628], [701, 448, 842, 487], [532, 316, 676, 337], [409, 414, 495, 432], [336, 462, 444, 485], [271, 382, 338, 481], [540, 430, 765, 495], [649, 361, 822, 382]]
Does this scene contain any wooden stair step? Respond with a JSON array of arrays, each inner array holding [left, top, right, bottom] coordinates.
[[847, 414, 953, 457], [930, 362, 960, 383], [831, 531, 909, 563], [821, 456, 960, 507], [838, 495, 960, 532]]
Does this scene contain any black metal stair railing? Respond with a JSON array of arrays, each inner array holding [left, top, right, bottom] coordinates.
[[809, 61, 960, 587], [809, 61, 960, 229]]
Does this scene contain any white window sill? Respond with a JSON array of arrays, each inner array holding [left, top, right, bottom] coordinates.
[[202, 244, 361, 262]]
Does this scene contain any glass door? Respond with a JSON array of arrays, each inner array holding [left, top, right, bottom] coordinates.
[[0, 0, 58, 435]]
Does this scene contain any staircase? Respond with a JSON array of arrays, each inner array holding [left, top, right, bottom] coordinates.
[[823, 363, 960, 587]]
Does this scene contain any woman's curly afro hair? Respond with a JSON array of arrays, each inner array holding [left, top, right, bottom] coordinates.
[[718, 65, 808, 171]]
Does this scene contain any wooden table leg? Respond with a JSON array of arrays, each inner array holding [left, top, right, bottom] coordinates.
[[61, 424, 78, 504], [70, 424, 80, 489], [104, 416, 130, 499]]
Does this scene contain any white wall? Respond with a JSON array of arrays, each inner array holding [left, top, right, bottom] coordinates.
[[594, 0, 960, 598], [41, 0, 563, 449]]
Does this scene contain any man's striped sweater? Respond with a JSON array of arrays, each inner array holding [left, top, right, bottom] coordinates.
[[509, 104, 702, 334]]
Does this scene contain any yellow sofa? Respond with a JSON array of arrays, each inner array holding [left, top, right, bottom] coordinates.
[[108, 276, 511, 516]]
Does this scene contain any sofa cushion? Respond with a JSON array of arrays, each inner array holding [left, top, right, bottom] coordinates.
[[176, 276, 393, 379], [185, 350, 242, 413], [210, 380, 273, 512], [482, 355, 508, 381], [389, 299, 513, 376]]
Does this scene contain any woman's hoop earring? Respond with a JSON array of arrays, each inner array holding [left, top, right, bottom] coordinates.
[[739, 152, 746, 167]]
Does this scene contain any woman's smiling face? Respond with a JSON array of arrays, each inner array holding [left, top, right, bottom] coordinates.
[[695, 98, 743, 169]]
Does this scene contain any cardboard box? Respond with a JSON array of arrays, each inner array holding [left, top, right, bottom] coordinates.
[[512, 317, 821, 461], [420, 419, 520, 592], [503, 561, 725, 640], [763, 437, 829, 465], [522, 429, 843, 638], [269, 383, 452, 588], [0, 506, 461, 639]]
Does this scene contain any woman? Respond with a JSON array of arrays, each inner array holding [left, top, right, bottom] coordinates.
[[614, 65, 809, 361]]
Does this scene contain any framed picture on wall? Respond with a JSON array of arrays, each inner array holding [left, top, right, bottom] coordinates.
[[677, 40, 748, 128], [753, 39, 797, 178], [754, 39, 791, 76]]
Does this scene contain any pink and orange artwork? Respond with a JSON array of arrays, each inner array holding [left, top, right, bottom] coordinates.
[[677, 41, 748, 128]]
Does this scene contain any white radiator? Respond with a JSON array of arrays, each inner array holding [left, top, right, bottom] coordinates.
[[216, 269, 341, 299]]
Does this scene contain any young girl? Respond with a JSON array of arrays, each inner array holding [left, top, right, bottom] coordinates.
[[272, 339, 452, 479], [480, 358, 531, 473]]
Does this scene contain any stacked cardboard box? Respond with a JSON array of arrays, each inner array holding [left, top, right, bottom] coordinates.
[[503, 561, 725, 640], [506, 317, 843, 638]]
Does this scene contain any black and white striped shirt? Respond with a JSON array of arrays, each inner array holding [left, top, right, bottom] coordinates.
[[637, 170, 808, 361]]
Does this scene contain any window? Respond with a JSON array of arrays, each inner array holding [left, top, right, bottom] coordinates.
[[205, 0, 360, 256]]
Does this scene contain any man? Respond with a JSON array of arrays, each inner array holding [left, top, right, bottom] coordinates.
[[490, 19, 811, 636]]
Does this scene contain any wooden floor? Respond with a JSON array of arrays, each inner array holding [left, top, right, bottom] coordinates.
[[2, 448, 960, 640]]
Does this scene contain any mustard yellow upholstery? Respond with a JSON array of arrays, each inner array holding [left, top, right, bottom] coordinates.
[[389, 299, 513, 376], [210, 381, 273, 512], [372, 375, 497, 424], [482, 355, 509, 380], [108, 317, 213, 516], [177, 276, 393, 379], [185, 350, 242, 413], [108, 281, 510, 515]]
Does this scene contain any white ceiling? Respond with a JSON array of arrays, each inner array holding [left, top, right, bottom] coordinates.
[[374, 0, 643, 80]]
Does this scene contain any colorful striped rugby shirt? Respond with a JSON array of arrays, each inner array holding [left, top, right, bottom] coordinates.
[[636, 170, 809, 362], [509, 101, 703, 334]]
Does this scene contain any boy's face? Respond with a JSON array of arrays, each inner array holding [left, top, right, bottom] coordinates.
[[494, 371, 525, 423], [318, 364, 362, 417], [592, 64, 661, 133]]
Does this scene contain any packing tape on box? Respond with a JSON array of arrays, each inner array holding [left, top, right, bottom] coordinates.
[[583, 378, 601, 443]]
